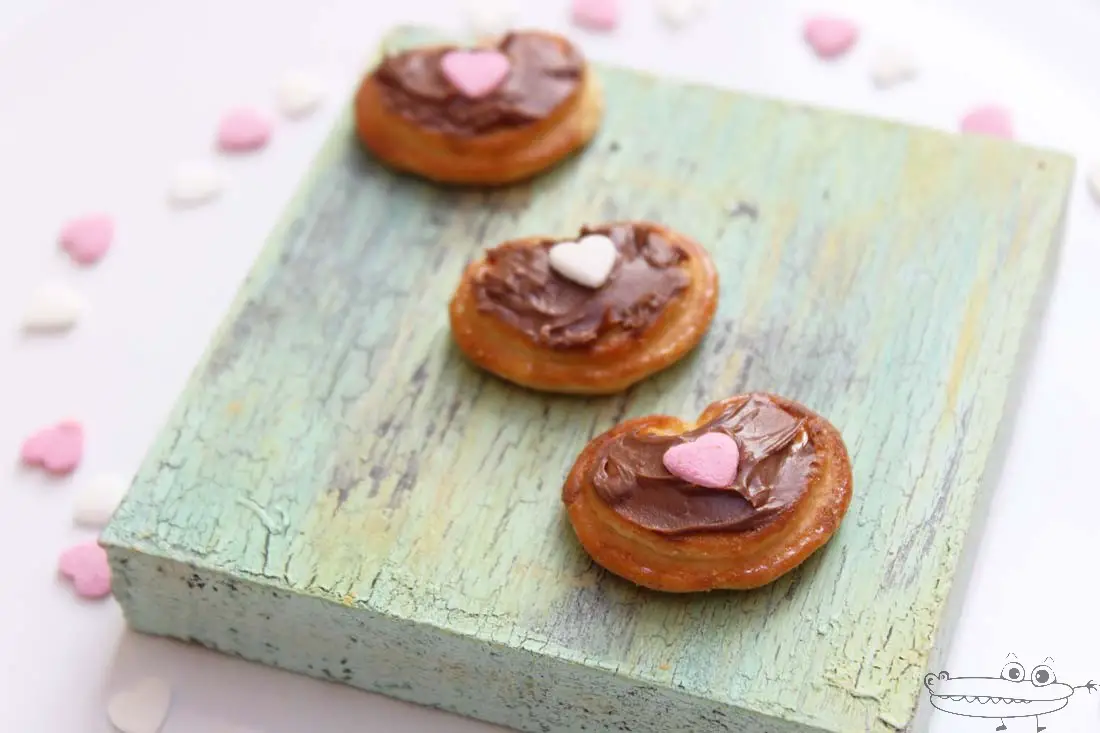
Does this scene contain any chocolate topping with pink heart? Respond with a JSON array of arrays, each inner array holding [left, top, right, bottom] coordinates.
[[591, 394, 818, 534], [473, 223, 690, 349], [373, 31, 584, 136]]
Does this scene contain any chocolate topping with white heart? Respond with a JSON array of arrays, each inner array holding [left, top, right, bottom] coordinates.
[[473, 223, 691, 349], [591, 394, 818, 535], [372, 31, 584, 137]]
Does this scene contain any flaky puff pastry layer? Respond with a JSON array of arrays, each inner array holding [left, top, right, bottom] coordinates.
[[353, 38, 603, 186], [448, 222, 719, 394], [562, 394, 853, 592]]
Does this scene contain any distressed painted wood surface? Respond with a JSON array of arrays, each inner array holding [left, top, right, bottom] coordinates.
[[102, 26, 1073, 733]]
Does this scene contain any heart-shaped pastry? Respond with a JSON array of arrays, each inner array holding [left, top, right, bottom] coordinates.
[[440, 50, 511, 99], [107, 677, 173, 733], [451, 221, 717, 394], [58, 541, 111, 599], [217, 108, 273, 152], [357, 29, 599, 185], [21, 420, 84, 475], [803, 15, 859, 59], [572, 0, 619, 31], [548, 233, 618, 288], [662, 432, 739, 489], [563, 392, 854, 591], [59, 214, 114, 265]]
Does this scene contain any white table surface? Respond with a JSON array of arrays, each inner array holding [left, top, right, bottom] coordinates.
[[2, 1, 1098, 731]]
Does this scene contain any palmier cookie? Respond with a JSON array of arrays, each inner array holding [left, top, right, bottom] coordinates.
[[449, 221, 719, 394], [354, 30, 602, 185], [562, 393, 853, 592]]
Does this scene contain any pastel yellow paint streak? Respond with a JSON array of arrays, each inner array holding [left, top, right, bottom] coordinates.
[[938, 149, 1013, 422], [1004, 197, 1039, 268], [807, 207, 885, 305], [402, 435, 473, 566], [892, 137, 956, 260], [299, 485, 409, 597], [943, 266, 992, 421]]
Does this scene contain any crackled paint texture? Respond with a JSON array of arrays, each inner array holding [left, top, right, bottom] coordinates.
[[101, 26, 1072, 733]]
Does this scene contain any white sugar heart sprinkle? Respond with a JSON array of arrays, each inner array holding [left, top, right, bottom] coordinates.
[[869, 47, 918, 89], [276, 71, 326, 119], [21, 283, 86, 332], [1086, 163, 1100, 205], [168, 161, 224, 207], [107, 677, 172, 733], [548, 234, 618, 289], [462, 0, 517, 38], [657, 0, 707, 28], [74, 472, 131, 528]]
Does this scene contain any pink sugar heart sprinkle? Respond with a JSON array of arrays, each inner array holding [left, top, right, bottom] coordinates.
[[803, 15, 859, 59], [572, 0, 619, 31], [20, 420, 84, 475], [58, 541, 111, 599], [662, 432, 740, 489], [959, 105, 1014, 139], [59, 214, 114, 265], [216, 108, 273, 152], [440, 50, 512, 99]]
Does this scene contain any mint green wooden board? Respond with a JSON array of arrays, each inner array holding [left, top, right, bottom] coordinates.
[[101, 26, 1073, 733]]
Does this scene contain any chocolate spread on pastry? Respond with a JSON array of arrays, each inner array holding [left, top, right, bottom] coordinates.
[[373, 32, 584, 137], [592, 395, 818, 535], [473, 223, 691, 349]]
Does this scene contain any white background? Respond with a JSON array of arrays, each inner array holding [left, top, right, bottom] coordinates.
[[1, 1, 1098, 731]]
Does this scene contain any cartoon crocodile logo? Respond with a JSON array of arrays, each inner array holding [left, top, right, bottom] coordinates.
[[924, 655, 1095, 731]]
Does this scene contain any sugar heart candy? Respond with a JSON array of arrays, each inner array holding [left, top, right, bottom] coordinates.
[[548, 234, 618, 288], [440, 50, 511, 98], [662, 433, 740, 489]]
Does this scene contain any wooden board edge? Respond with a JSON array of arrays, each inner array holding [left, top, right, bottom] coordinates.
[[904, 169, 1073, 732], [104, 545, 837, 733]]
